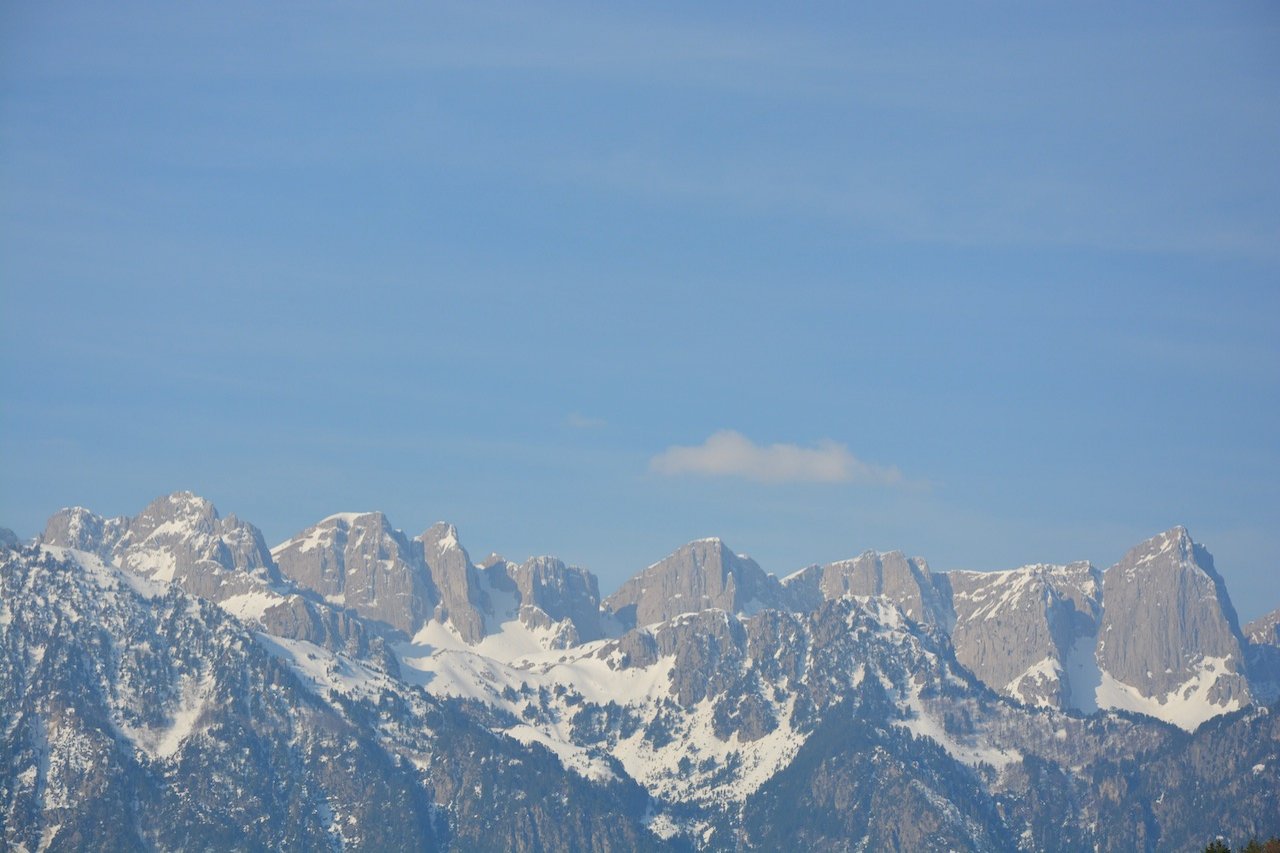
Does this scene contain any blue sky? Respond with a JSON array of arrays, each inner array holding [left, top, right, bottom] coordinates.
[[3, 2, 1278, 618]]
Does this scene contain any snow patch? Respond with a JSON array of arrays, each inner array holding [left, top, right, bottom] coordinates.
[[505, 724, 617, 782], [256, 633, 386, 699], [218, 590, 286, 622], [432, 525, 459, 552], [1006, 656, 1063, 707], [118, 671, 216, 759], [1093, 655, 1241, 732], [41, 545, 166, 599], [1063, 633, 1102, 714], [896, 680, 1020, 770]]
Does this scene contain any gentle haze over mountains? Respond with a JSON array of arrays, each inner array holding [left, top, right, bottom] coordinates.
[[2, 3, 1278, 617]]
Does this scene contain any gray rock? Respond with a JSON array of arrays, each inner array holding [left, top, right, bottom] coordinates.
[[1097, 526, 1251, 711], [800, 549, 949, 625], [0, 528, 19, 550], [420, 522, 488, 644], [256, 593, 400, 675], [603, 538, 786, 629], [273, 511, 434, 636], [511, 556, 604, 643], [1244, 608, 1280, 705], [40, 505, 129, 559], [42, 493, 280, 600], [944, 562, 1101, 708], [1245, 608, 1280, 647], [778, 564, 824, 611]]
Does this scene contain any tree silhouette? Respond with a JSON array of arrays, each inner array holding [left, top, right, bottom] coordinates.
[[1204, 838, 1280, 853]]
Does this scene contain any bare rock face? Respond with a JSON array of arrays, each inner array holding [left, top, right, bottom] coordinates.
[[807, 550, 949, 626], [511, 556, 603, 643], [272, 512, 434, 636], [943, 562, 1101, 708], [42, 492, 279, 600], [1246, 609, 1280, 648], [778, 564, 824, 612], [1097, 526, 1251, 718], [603, 538, 785, 629], [40, 506, 128, 557], [254, 593, 399, 675], [0, 528, 20, 549], [1244, 608, 1280, 705], [419, 522, 488, 644], [42, 497, 402, 669]]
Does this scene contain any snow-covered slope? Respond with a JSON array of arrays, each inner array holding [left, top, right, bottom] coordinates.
[[12, 493, 1280, 850], [0, 542, 443, 850], [0, 540, 664, 851]]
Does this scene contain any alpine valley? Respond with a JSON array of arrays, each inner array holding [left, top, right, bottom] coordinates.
[[3, 492, 1278, 851]]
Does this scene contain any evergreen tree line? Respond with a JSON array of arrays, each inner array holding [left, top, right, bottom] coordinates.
[[1204, 838, 1280, 853]]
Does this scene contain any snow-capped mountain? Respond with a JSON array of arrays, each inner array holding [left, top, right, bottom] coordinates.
[[0, 540, 661, 851], [40, 496, 397, 669], [9, 492, 1280, 850]]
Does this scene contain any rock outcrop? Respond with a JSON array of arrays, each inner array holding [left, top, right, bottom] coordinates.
[[42, 493, 279, 599], [943, 561, 1101, 708], [783, 550, 949, 626], [512, 555, 604, 643], [419, 522, 488, 644], [603, 538, 786, 629], [1095, 526, 1251, 722], [272, 511, 434, 636]]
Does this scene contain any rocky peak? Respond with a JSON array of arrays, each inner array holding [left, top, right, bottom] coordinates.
[[127, 491, 219, 539], [40, 505, 129, 559], [810, 550, 948, 626], [602, 538, 785, 629], [1096, 526, 1250, 723], [944, 561, 1101, 709], [1246, 608, 1280, 648], [419, 522, 488, 644], [120, 492, 275, 581], [41, 493, 279, 596], [273, 511, 433, 637], [511, 556, 604, 643], [1244, 607, 1280, 705], [778, 563, 823, 611]]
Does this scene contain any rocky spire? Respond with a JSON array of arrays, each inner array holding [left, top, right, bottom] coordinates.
[[1095, 526, 1251, 723], [420, 522, 489, 644]]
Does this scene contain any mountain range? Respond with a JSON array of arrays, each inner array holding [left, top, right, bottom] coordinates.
[[3, 491, 1278, 850]]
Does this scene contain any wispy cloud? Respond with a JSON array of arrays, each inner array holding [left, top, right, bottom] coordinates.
[[566, 412, 607, 429], [649, 430, 902, 485]]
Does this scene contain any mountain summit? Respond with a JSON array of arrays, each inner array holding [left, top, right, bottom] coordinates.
[[11, 494, 1279, 850], [1094, 525, 1251, 726], [602, 537, 788, 629]]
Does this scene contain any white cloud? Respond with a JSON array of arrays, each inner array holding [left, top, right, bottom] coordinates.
[[566, 412, 607, 429], [649, 430, 902, 485]]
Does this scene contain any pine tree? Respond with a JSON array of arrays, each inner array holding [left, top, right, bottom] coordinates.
[[1205, 838, 1280, 853]]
